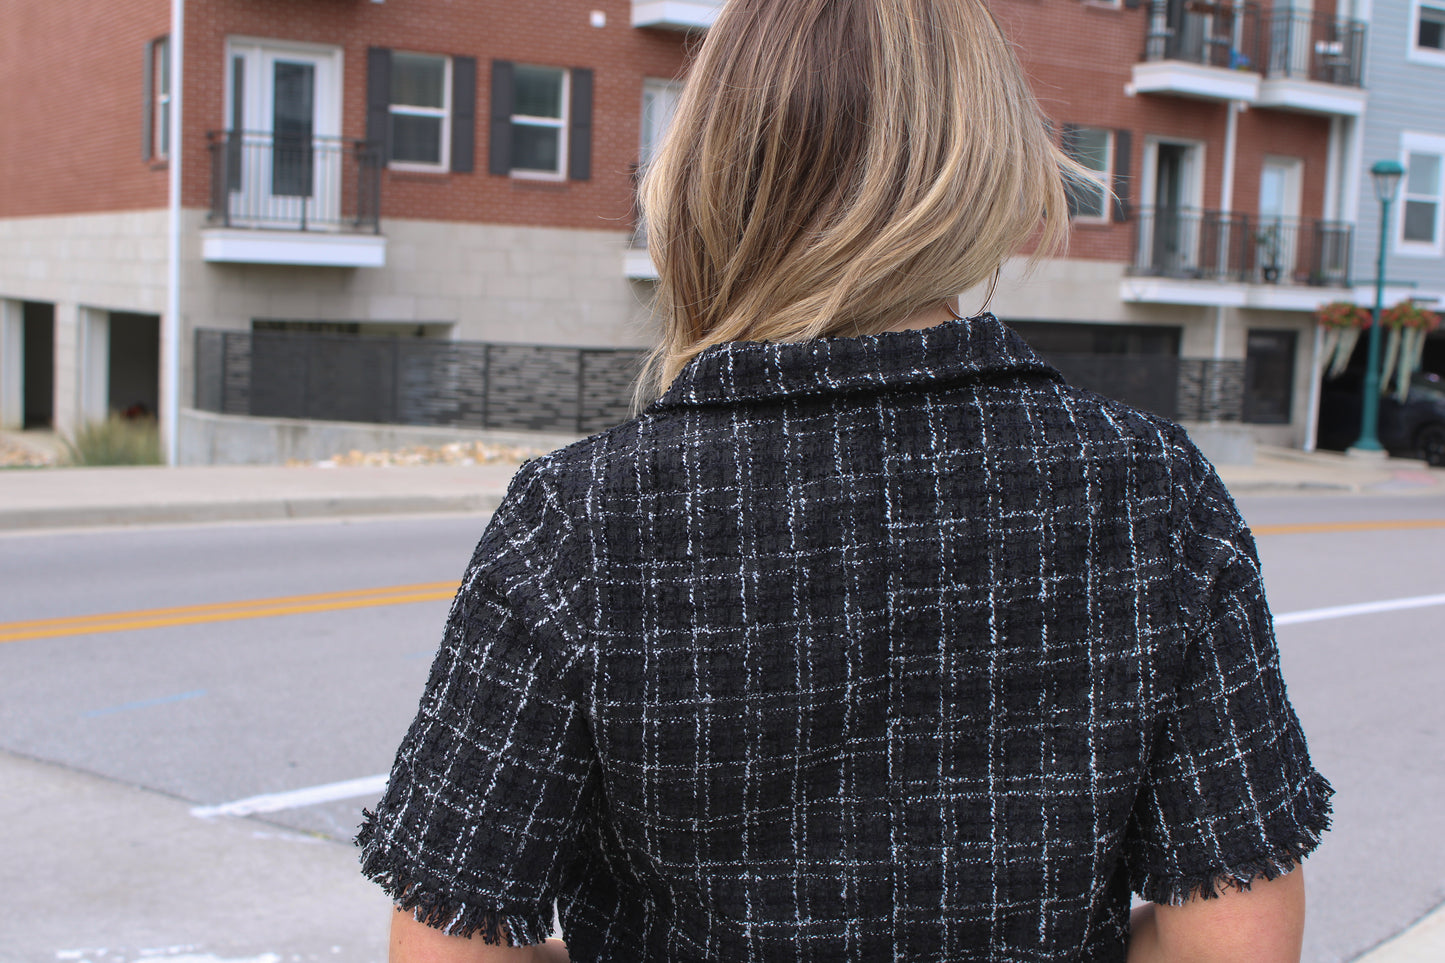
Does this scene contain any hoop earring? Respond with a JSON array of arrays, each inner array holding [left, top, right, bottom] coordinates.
[[975, 267, 1001, 317]]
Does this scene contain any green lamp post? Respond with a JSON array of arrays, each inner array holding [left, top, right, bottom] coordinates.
[[1351, 159, 1406, 453]]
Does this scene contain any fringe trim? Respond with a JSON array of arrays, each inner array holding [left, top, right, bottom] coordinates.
[[355, 809, 554, 945], [1137, 770, 1335, 906]]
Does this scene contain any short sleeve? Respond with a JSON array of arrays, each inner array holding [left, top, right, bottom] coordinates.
[[1124, 456, 1332, 905], [357, 460, 596, 943]]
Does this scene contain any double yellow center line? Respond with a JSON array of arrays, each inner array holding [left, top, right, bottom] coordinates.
[[0, 581, 458, 645]]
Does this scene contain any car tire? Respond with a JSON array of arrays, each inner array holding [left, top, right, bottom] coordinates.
[[1418, 423, 1445, 467]]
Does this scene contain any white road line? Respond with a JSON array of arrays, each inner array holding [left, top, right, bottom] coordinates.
[[191, 773, 387, 819], [1275, 592, 1445, 626], [190, 595, 1442, 821]]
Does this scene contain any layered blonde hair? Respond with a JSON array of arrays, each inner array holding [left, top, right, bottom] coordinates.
[[638, 0, 1080, 397]]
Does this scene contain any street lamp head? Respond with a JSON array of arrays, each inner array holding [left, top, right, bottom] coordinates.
[[1371, 159, 1406, 204]]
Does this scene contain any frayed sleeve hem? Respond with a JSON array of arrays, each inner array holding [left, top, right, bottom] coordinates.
[[1133, 770, 1334, 907], [357, 811, 554, 945]]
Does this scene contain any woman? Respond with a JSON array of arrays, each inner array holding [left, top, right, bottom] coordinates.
[[359, 0, 1331, 960]]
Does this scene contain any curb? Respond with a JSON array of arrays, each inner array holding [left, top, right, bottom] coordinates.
[[1350, 901, 1445, 962], [0, 492, 506, 532]]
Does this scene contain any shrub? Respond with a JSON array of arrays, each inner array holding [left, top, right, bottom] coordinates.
[[62, 416, 163, 467]]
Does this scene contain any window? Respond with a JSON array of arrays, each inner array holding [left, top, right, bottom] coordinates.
[[640, 79, 682, 167], [488, 62, 593, 181], [1411, 1, 1445, 63], [1399, 133, 1445, 255], [1420, 3, 1445, 48], [389, 53, 450, 168], [510, 66, 568, 176], [365, 49, 476, 174], [1063, 126, 1112, 221], [143, 36, 170, 161]]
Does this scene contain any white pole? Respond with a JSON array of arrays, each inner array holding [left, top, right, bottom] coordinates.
[[1304, 323, 1323, 451], [162, 0, 185, 466]]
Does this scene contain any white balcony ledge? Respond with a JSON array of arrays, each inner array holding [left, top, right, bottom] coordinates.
[[624, 247, 657, 280], [1120, 278, 1350, 310], [201, 229, 387, 268], [1257, 78, 1367, 117], [632, 0, 723, 30], [1129, 61, 1260, 103]]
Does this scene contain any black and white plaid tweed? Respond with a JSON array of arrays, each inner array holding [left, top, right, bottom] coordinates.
[[358, 314, 1331, 962]]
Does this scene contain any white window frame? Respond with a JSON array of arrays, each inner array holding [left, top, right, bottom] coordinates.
[[388, 52, 451, 173], [511, 65, 569, 181], [1408, 0, 1445, 66], [1397, 132, 1445, 257], [1068, 127, 1114, 224], [153, 36, 171, 160]]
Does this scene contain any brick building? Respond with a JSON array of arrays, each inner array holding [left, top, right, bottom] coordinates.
[[0, 0, 1374, 461]]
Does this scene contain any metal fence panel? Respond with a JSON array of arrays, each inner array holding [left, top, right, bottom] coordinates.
[[1047, 353, 1182, 421], [194, 329, 645, 435], [195, 329, 1255, 434]]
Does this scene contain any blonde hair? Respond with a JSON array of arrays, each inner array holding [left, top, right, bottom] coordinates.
[[638, 0, 1082, 397]]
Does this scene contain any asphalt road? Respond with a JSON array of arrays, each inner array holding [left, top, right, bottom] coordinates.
[[0, 495, 1442, 962]]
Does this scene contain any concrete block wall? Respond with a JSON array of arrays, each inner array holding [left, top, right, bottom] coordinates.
[[189, 218, 655, 348]]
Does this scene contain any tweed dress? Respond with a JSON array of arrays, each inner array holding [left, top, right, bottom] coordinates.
[[357, 313, 1332, 962]]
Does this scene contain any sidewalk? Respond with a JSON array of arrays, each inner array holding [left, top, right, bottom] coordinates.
[[1, 436, 1443, 532]]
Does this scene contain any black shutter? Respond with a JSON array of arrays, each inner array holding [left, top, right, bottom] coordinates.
[[489, 60, 515, 176], [1125, 0, 1142, 9], [568, 68, 594, 181], [366, 48, 392, 162], [1061, 123, 1083, 218], [227, 56, 245, 191], [142, 39, 156, 161], [1113, 128, 1133, 222], [451, 56, 477, 173]]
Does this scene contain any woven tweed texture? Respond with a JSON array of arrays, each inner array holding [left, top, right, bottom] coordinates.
[[358, 314, 1331, 962]]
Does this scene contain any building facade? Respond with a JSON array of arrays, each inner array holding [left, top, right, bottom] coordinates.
[[0, 0, 694, 458], [1350, 0, 1445, 339], [0, 0, 1387, 460]]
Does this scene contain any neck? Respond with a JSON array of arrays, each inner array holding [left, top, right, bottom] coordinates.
[[885, 300, 962, 334]]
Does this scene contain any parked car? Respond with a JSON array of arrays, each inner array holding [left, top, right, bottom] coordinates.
[[1317, 370, 1445, 466]]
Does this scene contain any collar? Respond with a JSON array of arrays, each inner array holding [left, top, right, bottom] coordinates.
[[650, 313, 1063, 410]]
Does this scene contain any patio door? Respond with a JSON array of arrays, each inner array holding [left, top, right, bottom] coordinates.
[[226, 42, 342, 230], [1258, 157, 1302, 281], [1143, 140, 1203, 276]]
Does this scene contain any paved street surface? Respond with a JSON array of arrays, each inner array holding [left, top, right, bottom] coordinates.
[[0, 485, 1442, 961]]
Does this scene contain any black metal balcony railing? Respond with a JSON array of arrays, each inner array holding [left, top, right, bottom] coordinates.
[[1141, 2, 1366, 87], [1143, 0, 1262, 72], [207, 131, 381, 233], [1264, 7, 1366, 86], [1130, 207, 1352, 286]]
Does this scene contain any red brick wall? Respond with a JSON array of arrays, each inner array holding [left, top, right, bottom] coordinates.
[[182, 0, 690, 231], [0, 0, 171, 217], [995, 0, 1333, 263]]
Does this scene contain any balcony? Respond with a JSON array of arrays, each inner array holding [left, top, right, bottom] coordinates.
[[1123, 207, 1353, 307], [202, 131, 387, 268], [1258, 8, 1367, 115], [1133, 0, 1263, 102], [632, 0, 724, 30]]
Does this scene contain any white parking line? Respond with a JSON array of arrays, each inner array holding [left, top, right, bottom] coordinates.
[[191, 773, 387, 819], [1275, 592, 1445, 626]]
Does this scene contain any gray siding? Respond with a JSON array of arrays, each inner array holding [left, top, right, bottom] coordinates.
[[1354, 0, 1445, 300]]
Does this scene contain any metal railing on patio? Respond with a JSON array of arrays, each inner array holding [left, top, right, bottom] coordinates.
[[1142, 0, 1262, 71], [194, 329, 644, 435], [1264, 7, 1366, 86], [206, 131, 381, 233], [1130, 207, 1352, 286]]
